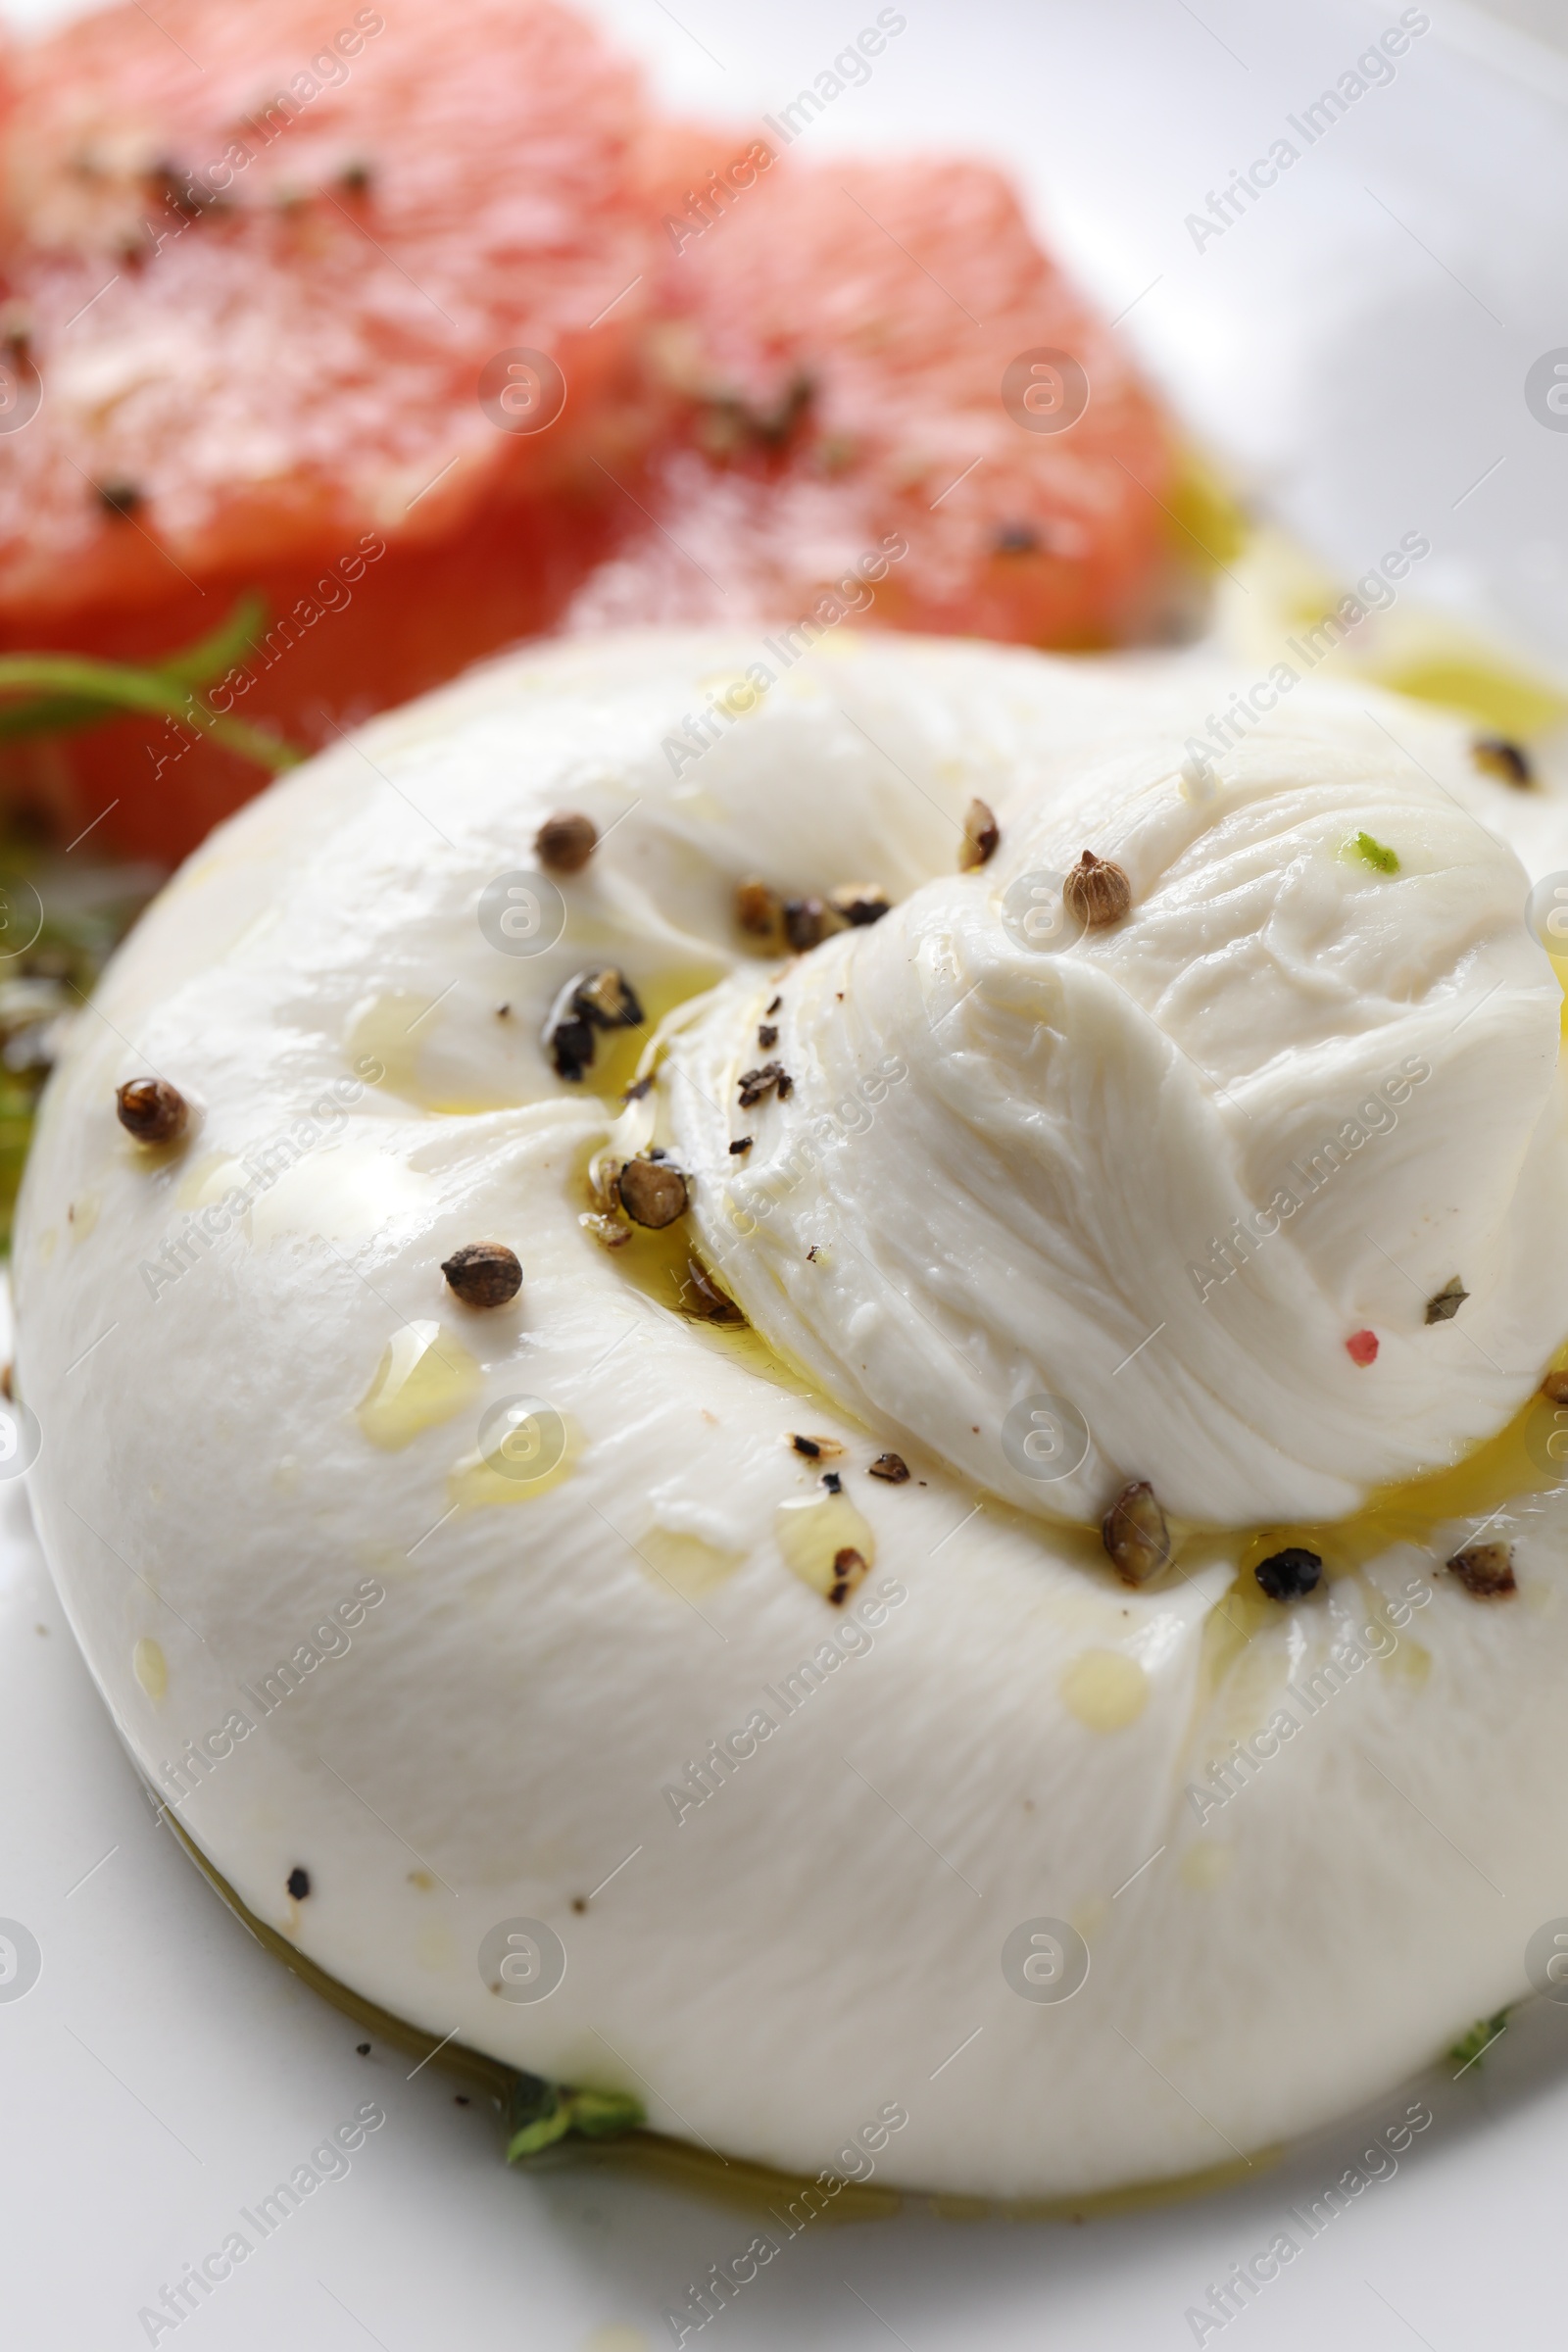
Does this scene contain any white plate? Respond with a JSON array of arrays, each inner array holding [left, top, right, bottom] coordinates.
[[6, 4, 1568, 2345]]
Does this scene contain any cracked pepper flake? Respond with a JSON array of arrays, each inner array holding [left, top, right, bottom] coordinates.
[[736, 878, 780, 936], [544, 966, 644, 1080], [1446, 1543, 1515, 1598], [738, 1060, 789, 1108], [828, 882, 891, 927], [1101, 1479, 1171, 1587], [783, 897, 825, 951], [1471, 736, 1533, 787], [685, 1259, 744, 1322], [958, 798, 999, 870], [828, 1546, 868, 1605]]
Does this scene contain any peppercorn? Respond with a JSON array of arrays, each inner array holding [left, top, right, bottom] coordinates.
[[828, 882, 891, 926], [617, 1156, 689, 1229], [287, 1867, 310, 1899], [735, 878, 780, 936], [116, 1078, 188, 1146], [783, 897, 825, 951], [1254, 1547, 1322, 1601], [958, 798, 999, 870], [441, 1243, 522, 1308], [1471, 736, 1533, 787], [534, 811, 598, 873], [1425, 1277, 1468, 1325]]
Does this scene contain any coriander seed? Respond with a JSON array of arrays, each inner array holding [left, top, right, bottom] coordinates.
[[1063, 851, 1131, 929]]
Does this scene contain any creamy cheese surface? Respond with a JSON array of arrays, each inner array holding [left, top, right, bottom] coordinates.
[[667, 715, 1568, 1524], [16, 628, 1568, 2202]]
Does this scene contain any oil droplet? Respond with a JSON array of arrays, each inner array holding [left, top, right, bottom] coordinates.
[[253, 1145, 432, 1246], [1072, 1897, 1108, 1945], [346, 990, 439, 1104], [448, 1415, 579, 1509], [582, 2330, 649, 2352], [133, 1638, 167, 1703], [407, 1870, 435, 1891], [1381, 1639, 1431, 1690], [1060, 1648, 1148, 1733], [698, 668, 766, 715], [775, 1491, 875, 1598], [358, 1323, 482, 1449], [1181, 1842, 1233, 1891], [637, 1525, 742, 1597], [669, 784, 730, 821], [178, 1152, 247, 1212], [416, 1918, 459, 1972]]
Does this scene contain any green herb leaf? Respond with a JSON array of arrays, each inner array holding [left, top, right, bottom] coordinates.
[[1447, 2007, 1510, 2070], [503, 2069, 645, 2162], [567, 2086, 646, 2139], [0, 593, 300, 771], [1348, 830, 1399, 874]]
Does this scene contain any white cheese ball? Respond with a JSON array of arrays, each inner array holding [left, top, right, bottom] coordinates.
[[16, 629, 1568, 2201]]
